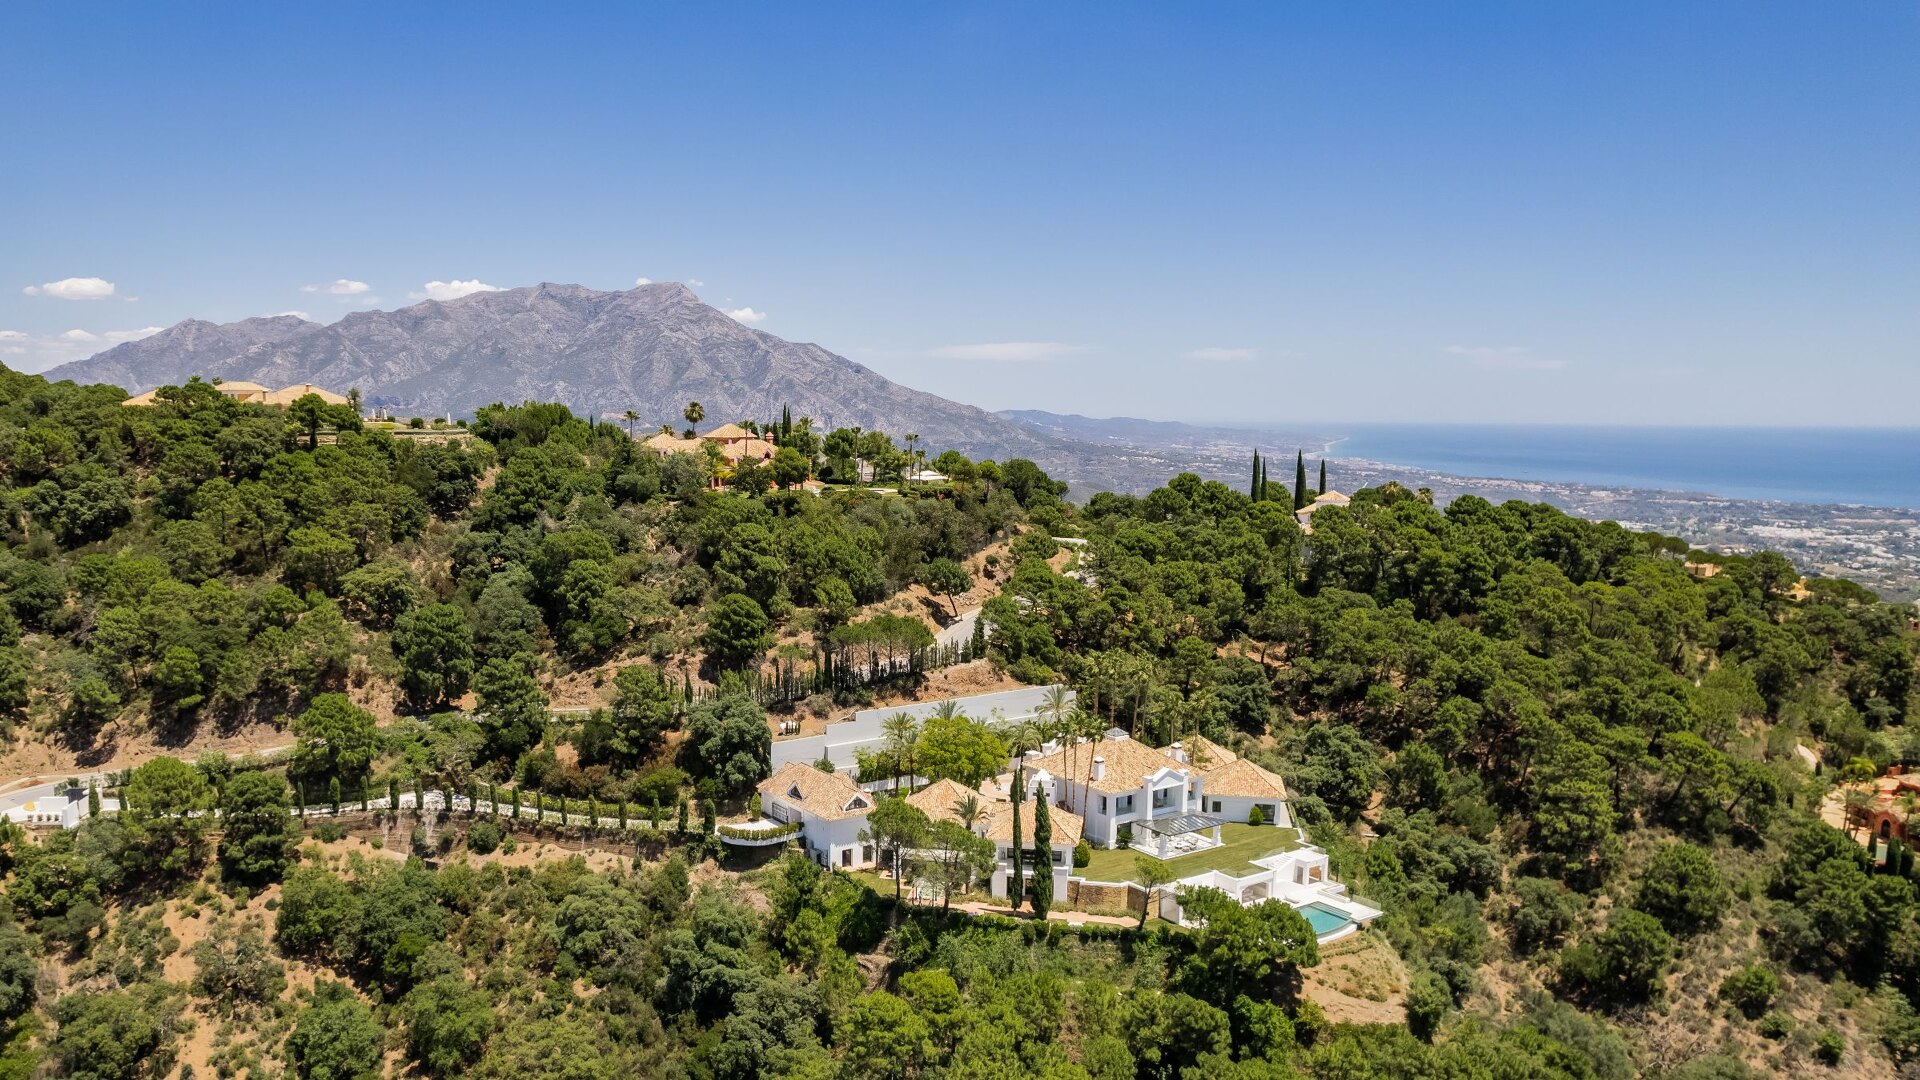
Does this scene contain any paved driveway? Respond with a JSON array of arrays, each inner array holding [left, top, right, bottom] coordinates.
[[771, 685, 1074, 770]]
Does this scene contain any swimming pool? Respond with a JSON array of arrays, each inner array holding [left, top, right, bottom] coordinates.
[[1299, 903, 1352, 937]]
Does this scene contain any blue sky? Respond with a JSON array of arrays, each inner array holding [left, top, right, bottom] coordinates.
[[3, 3, 1915, 425]]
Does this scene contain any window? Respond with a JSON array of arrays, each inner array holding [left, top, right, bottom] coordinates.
[[1099, 796, 1108, 814], [841, 849, 852, 868], [1052, 850, 1065, 865], [1210, 800, 1221, 813]]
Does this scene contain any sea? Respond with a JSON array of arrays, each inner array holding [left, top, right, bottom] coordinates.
[[1322, 424, 1920, 511]]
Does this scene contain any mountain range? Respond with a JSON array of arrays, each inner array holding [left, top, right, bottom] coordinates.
[[47, 282, 1051, 459]]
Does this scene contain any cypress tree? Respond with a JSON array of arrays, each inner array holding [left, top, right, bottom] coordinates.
[[618, 800, 629, 830], [971, 616, 987, 660], [511, 786, 521, 821], [1294, 451, 1307, 510], [329, 777, 341, 816], [1250, 450, 1261, 499], [1319, 457, 1327, 496], [1031, 795, 1053, 918], [1010, 768, 1025, 905], [650, 797, 663, 829], [87, 782, 101, 818], [388, 777, 400, 816], [677, 794, 690, 835]]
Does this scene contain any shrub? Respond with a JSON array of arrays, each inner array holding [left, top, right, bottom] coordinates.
[[1248, 805, 1266, 827], [1117, 825, 1133, 850], [1718, 963, 1779, 1019], [1073, 840, 1091, 868], [1757, 1012, 1793, 1040], [1815, 1028, 1845, 1065], [310, 821, 346, 843], [467, 821, 502, 854]]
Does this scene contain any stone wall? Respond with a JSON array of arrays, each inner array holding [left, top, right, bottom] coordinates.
[[1068, 879, 1147, 916]]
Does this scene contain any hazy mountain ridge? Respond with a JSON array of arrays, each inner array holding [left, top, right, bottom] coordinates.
[[52, 314, 318, 392], [49, 283, 1052, 458]]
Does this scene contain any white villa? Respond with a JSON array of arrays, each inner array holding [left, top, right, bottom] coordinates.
[[755, 762, 878, 870], [1021, 731, 1293, 852], [1294, 490, 1351, 533], [733, 716, 1380, 941]]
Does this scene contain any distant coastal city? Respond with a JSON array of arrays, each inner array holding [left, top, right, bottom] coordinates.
[[1012, 413, 1920, 603]]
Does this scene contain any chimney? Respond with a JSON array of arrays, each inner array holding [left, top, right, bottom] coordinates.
[[1091, 756, 1105, 782], [1171, 741, 1187, 764]]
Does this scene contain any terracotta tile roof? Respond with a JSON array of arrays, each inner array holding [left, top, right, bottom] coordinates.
[[1025, 735, 1189, 795], [216, 380, 269, 392], [264, 384, 350, 406], [1199, 757, 1290, 801], [906, 777, 1083, 847], [702, 422, 752, 440], [642, 431, 701, 454], [1183, 736, 1238, 769], [718, 437, 777, 462], [759, 762, 874, 821]]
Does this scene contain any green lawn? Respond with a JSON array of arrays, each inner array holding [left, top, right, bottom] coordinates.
[[1077, 823, 1302, 883]]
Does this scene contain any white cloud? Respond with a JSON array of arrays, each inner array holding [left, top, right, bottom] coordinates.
[[927, 341, 1089, 363], [23, 276, 116, 300], [1444, 345, 1568, 371], [634, 277, 652, 286], [1183, 347, 1257, 362], [411, 279, 503, 301], [687, 279, 705, 288], [302, 279, 371, 295], [272, 310, 314, 321], [0, 325, 164, 371], [724, 307, 768, 325]]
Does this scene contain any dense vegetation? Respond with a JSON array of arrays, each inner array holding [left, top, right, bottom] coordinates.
[[2, 363, 1917, 1078]]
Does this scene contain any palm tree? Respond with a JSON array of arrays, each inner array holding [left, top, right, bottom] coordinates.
[[931, 699, 963, 724], [623, 409, 639, 439], [1844, 787, 1875, 841], [1041, 684, 1073, 809], [955, 793, 985, 832], [883, 712, 920, 794], [904, 433, 920, 483], [1069, 705, 1106, 814], [684, 401, 705, 427]]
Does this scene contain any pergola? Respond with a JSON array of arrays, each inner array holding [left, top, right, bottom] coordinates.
[[1134, 813, 1225, 859]]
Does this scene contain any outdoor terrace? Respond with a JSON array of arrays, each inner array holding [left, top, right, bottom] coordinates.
[[1078, 822, 1303, 882]]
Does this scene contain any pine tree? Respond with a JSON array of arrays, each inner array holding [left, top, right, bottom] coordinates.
[[1319, 457, 1327, 496], [1294, 451, 1307, 510]]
